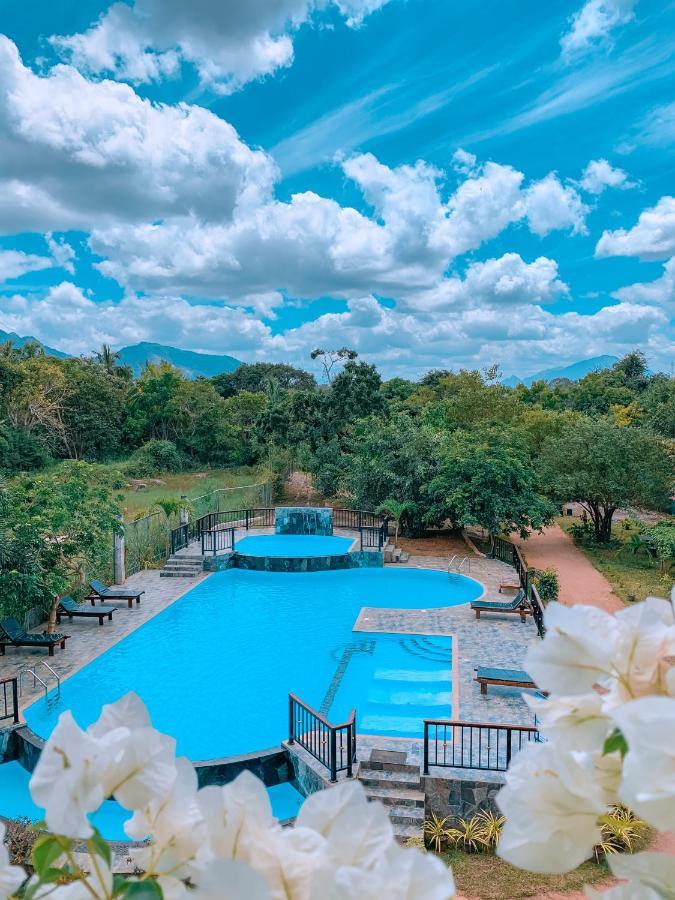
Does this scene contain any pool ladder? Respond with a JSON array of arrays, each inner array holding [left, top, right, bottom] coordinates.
[[448, 555, 471, 576], [17, 662, 61, 700]]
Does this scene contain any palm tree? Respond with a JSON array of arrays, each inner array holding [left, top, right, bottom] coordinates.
[[375, 499, 415, 544], [95, 343, 120, 374]]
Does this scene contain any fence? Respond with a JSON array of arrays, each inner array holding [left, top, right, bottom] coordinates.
[[423, 720, 540, 774], [0, 675, 19, 726], [201, 526, 235, 555], [189, 481, 273, 520], [333, 509, 388, 531], [288, 693, 356, 782], [125, 511, 170, 576], [489, 536, 546, 638], [359, 522, 388, 551]]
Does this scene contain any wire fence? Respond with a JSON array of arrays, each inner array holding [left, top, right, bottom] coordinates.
[[189, 481, 273, 519]]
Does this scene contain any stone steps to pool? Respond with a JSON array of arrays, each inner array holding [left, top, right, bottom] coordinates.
[[160, 555, 204, 577], [358, 750, 424, 843], [384, 543, 410, 564]]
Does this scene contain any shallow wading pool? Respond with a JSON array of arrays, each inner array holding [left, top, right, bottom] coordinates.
[[25, 567, 483, 760], [235, 534, 354, 557]]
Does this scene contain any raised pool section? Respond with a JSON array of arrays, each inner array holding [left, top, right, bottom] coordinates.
[[235, 534, 353, 557], [275, 506, 333, 535], [24, 567, 482, 761]]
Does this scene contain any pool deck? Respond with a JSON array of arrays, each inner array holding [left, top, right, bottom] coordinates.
[[2, 550, 537, 766]]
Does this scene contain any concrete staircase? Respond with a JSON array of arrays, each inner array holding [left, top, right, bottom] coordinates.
[[383, 542, 410, 564], [358, 750, 424, 842], [160, 554, 204, 578]]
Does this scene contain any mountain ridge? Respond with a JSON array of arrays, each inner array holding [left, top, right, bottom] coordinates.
[[502, 355, 620, 388]]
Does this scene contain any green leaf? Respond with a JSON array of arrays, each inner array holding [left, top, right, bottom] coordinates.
[[118, 880, 164, 897], [88, 830, 112, 867], [603, 728, 628, 758], [32, 834, 67, 877]]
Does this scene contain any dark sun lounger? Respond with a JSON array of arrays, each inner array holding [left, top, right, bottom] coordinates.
[[470, 589, 531, 622], [0, 618, 69, 657], [89, 580, 144, 609], [57, 596, 116, 626], [474, 666, 538, 695]]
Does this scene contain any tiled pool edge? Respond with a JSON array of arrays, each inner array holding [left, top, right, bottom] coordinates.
[[204, 549, 383, 572]]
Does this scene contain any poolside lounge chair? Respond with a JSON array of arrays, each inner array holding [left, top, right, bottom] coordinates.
[[57, 596, 116, 627], [88, 580, 144, 609], [470, 589, 531, 622], [0, 618, 69, 657], [474, 666, 537, 695]]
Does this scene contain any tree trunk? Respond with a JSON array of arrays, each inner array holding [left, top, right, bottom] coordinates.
[[46, 596, 59, 634], [596, 507, 616, 543]]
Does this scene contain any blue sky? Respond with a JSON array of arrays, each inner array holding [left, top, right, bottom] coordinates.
[[0, 0, 673, 378]]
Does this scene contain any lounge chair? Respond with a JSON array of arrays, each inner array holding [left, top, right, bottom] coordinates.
[[474, 666, 537, 695], [0, 618, 69, 657], [89, 580, 144, 609], [471, 589, 531, 622], [57, 596, 116, 626]]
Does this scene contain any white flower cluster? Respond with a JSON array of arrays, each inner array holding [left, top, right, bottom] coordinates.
[[0, 693, 455, 899], [497, 595, 675, 896]]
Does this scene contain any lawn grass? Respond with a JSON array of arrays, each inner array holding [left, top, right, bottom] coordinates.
[[558, 517, 673, 602], [117, 466, 268, 521], [441, 847, 609, 898]]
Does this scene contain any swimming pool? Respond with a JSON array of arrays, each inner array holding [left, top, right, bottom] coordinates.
[[25, 567, 482, 759], [235, 534, 354, 557]]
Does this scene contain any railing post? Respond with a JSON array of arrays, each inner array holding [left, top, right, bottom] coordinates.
[[113, 515, 126, 584], [505, 729, 512, 767], [329, 728, 337, 783], [346, 725, 353, 778], [423, 722, 429, 775], [245, 509, 249, 530], [288, 695, 295, 744]]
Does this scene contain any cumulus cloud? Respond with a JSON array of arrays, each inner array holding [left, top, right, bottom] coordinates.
[[561, 0, 638, 59], [579, 158, 634, 194], [613, 257, 675, 312], [0, 36, 276, 234], [595, 196, 675, 259], [50, 0, 392, 94], [0, 249, 53, 281], [451, 148, 478, 176], [523, 174, 589, 236]]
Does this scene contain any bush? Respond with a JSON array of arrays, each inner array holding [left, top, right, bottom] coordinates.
[[125, 440, 186, 477], [531, 567, 559, 603], [5, 817, 38, 871], [0, 425, 51, 473], [594, 806, 647, 860]]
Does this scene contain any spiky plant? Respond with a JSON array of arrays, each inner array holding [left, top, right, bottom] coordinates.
[[423, 813, 451, 853], [475, 809, 506, 851]]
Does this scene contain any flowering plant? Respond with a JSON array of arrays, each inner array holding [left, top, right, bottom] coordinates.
[[497, 593, 675, 897], [0, 693, 456, 899]]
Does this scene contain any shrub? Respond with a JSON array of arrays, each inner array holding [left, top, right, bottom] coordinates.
[[594, 806, 647, 861], [125, 440, 186, 477], [531, 567, 559, 603], [5, 817, 38, 871], [423, 813, 452, 853], [0, 425, 51, 473]]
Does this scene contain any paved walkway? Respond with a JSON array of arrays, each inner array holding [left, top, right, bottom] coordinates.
[[514, 525, 623, 613]]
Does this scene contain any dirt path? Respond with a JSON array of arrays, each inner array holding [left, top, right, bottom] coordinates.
[[513, 524, 623, 613]]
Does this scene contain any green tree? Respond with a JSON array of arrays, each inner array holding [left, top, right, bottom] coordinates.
[[539, 420, 673, 543], [328, 361, 386, 435], [426, 427, 556, 537], [375, 498, 415, 543], [213, 362, 315, 398]]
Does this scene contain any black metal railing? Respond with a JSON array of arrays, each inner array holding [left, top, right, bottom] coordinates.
[[333, 509, 388, 532], [359, 522, 388, 551], [423, 720, 540, 774], [1, 675, 19, 725], [201, 526, 236, 555], [488, 536, 545, 638], [288, 693, 356, 782]]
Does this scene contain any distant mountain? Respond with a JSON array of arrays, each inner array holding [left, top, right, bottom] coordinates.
[[117, 342, 241, 378], [502, 355, 619, 388], [0, 328, 68, 358]]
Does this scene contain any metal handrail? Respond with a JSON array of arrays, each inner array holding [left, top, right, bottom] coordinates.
[[0, 675, 19, 724], [423, 719, 540, 774], [17, 662, 61, 700], [288, 693, 356, 782]]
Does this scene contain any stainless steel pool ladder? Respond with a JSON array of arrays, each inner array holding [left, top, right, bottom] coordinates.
[[447, 555, 471, 576], [17, 662, 61, 700]]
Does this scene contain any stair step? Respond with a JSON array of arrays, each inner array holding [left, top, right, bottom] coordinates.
[[393, 823, 424, 843], [364, 786, 424, 808], [385, 804, 425, 825], [160, 571, 199, 577], [359, 760, 420, 776], [164, 564, 202, 570], [358, 770, 421, 791]]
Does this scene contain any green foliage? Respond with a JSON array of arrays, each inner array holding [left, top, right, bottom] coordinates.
[[424, 814, 452, 853], [212, 362, 316, 397], [429, 811, 506, 855], [594, 806, 647, 860], [0, 424, 51, 473], [644, 520, 675, 569], [531, 567, 559, 603], [126, 440, 187, 477]]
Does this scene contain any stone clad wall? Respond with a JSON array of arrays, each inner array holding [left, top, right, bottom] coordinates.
[[423, 768, 505, 822], [203, 550, 383, 572], [275, 507, 333, 536]]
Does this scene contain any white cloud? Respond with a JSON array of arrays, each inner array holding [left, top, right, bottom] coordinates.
[[561, 0, 638, 59], [0, 249, 53, 281], [0, 282, 272, 357], [523, 174, 589, 236], [451, 148, 478, 176], [595, 196, 675, 259], [612, 257, 675, 313], [579, 158, 633, 194], [46, 234, 76, 275], [50, 0, 392, 95], [0, 36, 276, 234]]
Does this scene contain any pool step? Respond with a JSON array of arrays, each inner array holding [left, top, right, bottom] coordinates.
[[359, 751, 424, 842], [384, 544, 410, 564], [160, 556, 204, 578]]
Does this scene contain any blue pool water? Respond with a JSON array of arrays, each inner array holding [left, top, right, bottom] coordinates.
[[25, 567, 482, 759], [0, 762, 305, 839], [235, 534, 354, 556]]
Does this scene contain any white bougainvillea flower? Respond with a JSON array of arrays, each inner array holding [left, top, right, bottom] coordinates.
[[526, 604, 622, 695], [30, 711, 106, 839], [379, 843, 456, 900], [296, 779, 393, 870], [128, 757, 206, 892], [178, 858, 272, 899], [497, 742, 608, 873], [198, 770, 278, 860], [87, 693, 178, 811], [0, 821, 25, 899], [585, 851, 675, 898], [612, 696, 675, 831], [526, 692, 610, 751]]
